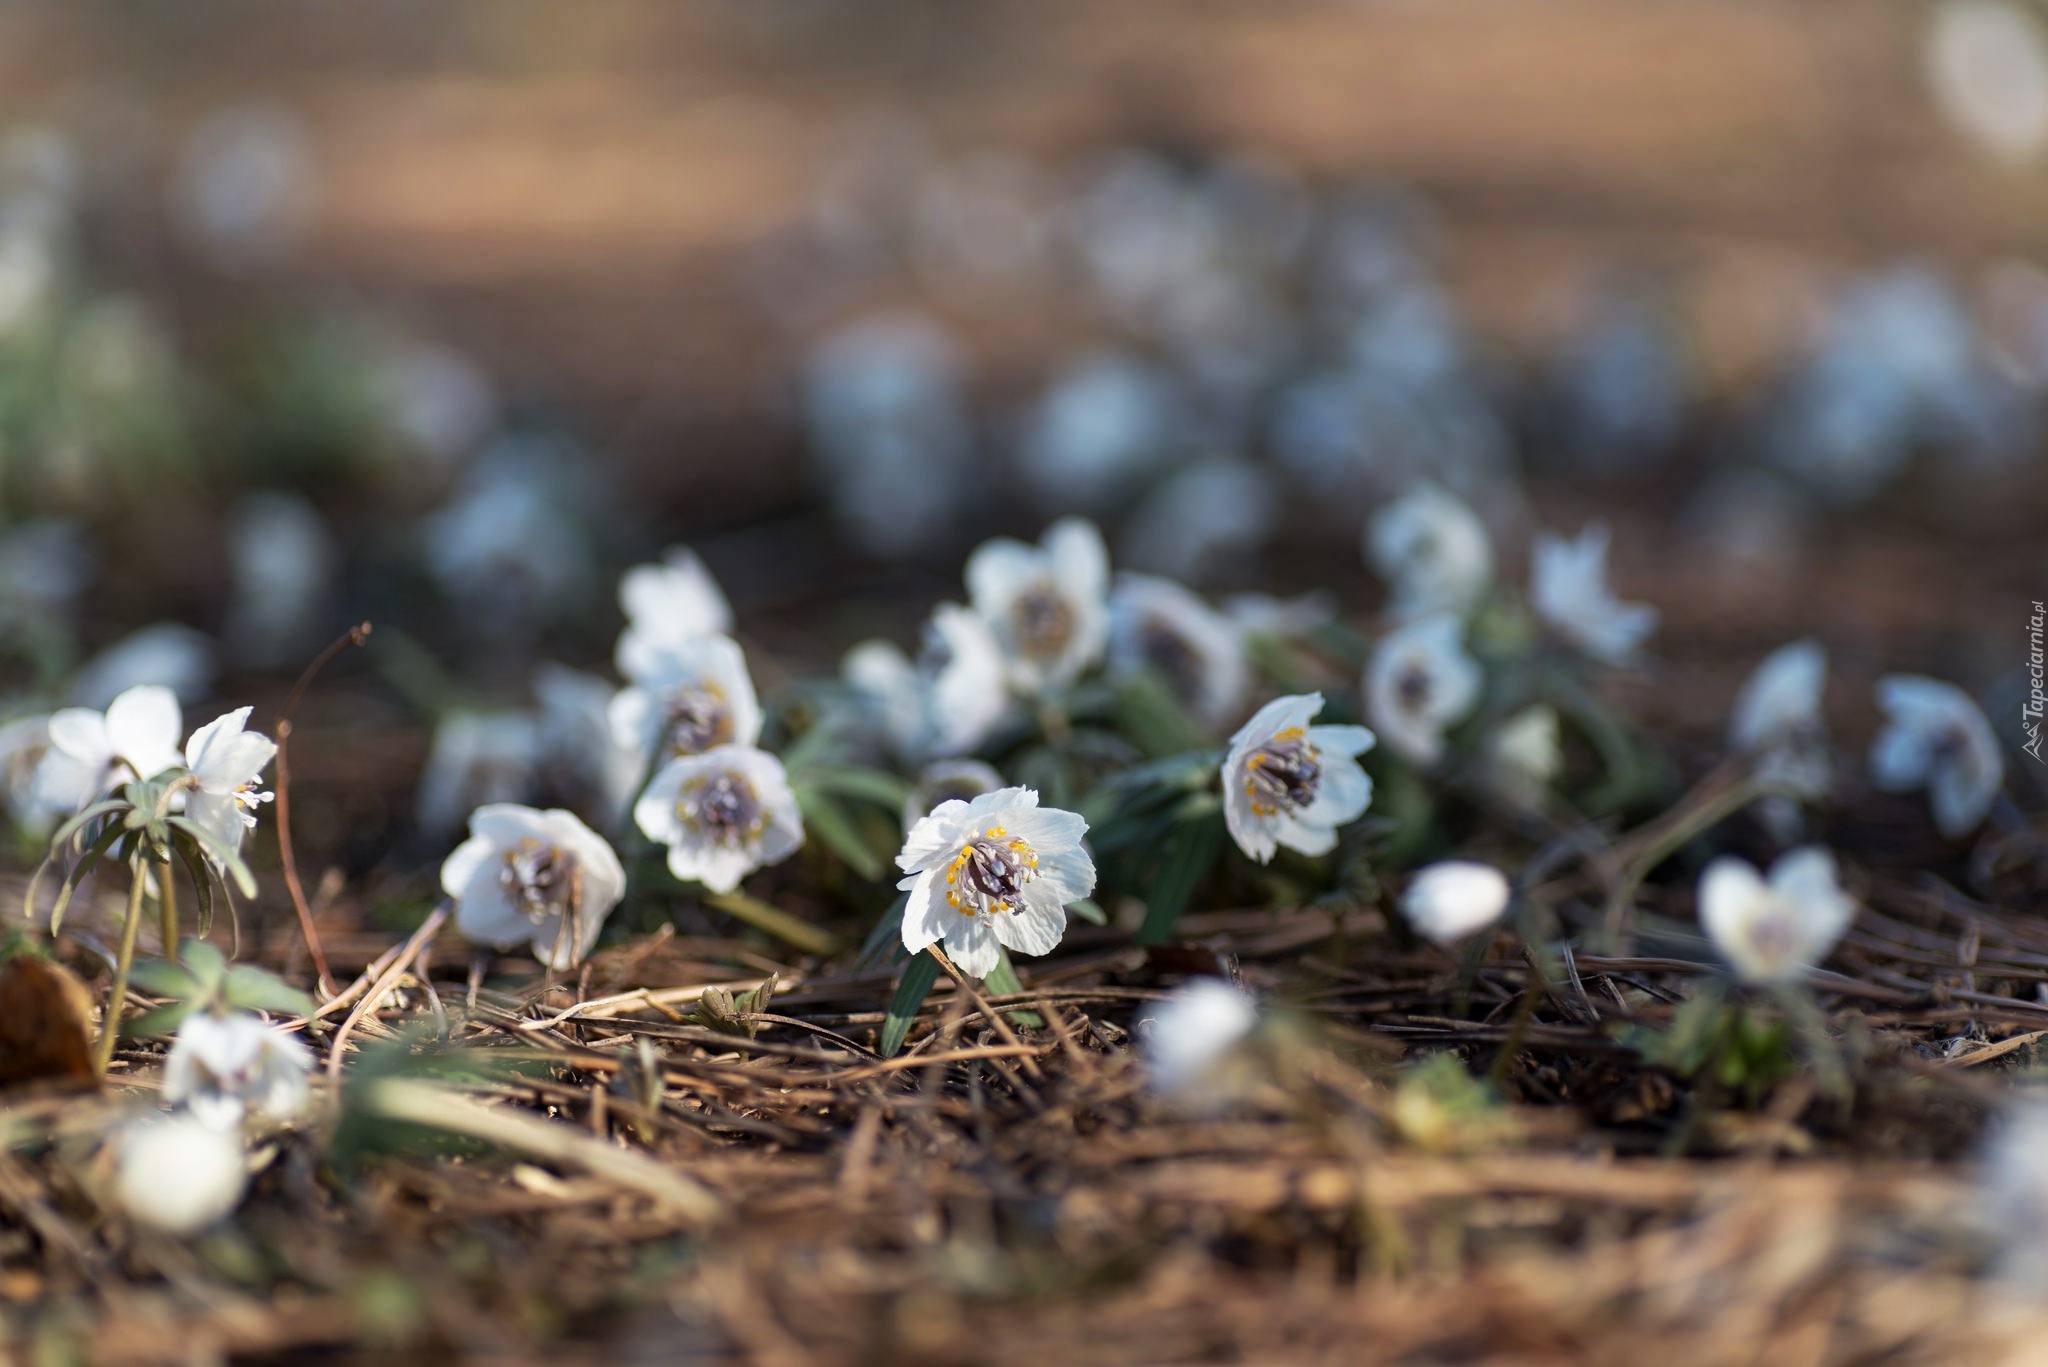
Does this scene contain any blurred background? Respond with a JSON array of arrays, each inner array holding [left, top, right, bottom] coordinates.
[[2, 0, 2046, 902]]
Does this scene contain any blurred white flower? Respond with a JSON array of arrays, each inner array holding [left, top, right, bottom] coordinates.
[[182, 708, 277, 858], [68, 623, 215, 709], [803, 314, 973, 560], [1013, 350, 1177, 515], [841, 639, 928, 761], [1222, 590, 1338, 640], [534, 664, 640, 831], [441, 804, 626, 969], [225, 492, 334, 668], [1730, 640, 1831, 801], [1120, 456, 1279, 586], [113, 1112, 248, 1236], [1698, 846, 1856, 986], [1927, 0, 2048, 164], [614, 547, 734, 681], [43, 685, 183, 801], [1365, 614, 1482, 768], [163, 1012, 311, 1132], [1870, 674, 2004, 839], [1530, 524, 1657, 665], [903, 758, 1005, 832], [415, 711, 541, 841], [0, 520, 90, 628], [374, 337, 497, 471], [921, 604, 1012, 758], [0, 215, 57, 340], [609, 634, 762, 770], [1980, 1101, 2048, 1294], [1487, 705, 1562, 812], [966, 517, 1110, 696], [1107, 572, 1249, 731], [423, 438, 597, 634], [1367, 484, 1494, 621], [910, 148, 1054, 299], [171, 103, 316, 272], [1222, 693, 1375, 864], [897, 785, 1094, 978], [1139, 977, 1260, 1102], [1400, 860, 1512, 946], [633, 744, 805, 895], [0, 716, 82, 835]]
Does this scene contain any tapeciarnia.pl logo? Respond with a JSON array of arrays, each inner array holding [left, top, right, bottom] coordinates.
[[2029, 599, 2046, 763]]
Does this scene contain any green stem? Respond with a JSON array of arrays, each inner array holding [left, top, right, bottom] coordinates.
[[1600, 772, 1767, 951], [95, 854, 149, 1075], [702, 889, 840, 958], [157, 854, 178, 960]]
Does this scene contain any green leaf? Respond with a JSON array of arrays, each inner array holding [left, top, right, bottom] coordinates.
[[802, 766, 914, 812], [124, 1000, 199, 1038], [796, 789, 886, 882], [174, 838, 217, 938], [1112, 672, 1211, 759], [857, 892, 911, 972], [223, 964, 318, 1018], [126, 957, 202, 999], [47, 798, 130, 854], [1068, 897, 1107, 926], [167, 818, 258, 898], [180, 938, 229, 990], [45, 821, 128, 936], [981, 950, 1043, 1030], [1135, 812, 1226, 945], [880, 951, 942, 1058]]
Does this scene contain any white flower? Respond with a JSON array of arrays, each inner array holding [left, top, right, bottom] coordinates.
[[1529, 524, 1658, 665], [1869, 675, 2004, 839], [921, 603, 1011, 757], [1222, 590, 1337, 640], [1698, 846, 1856, 985], [441, 804, 627, 969], [113, 1112, 248, 1235], [43, 685, 184, 801], [534, 664, 640, 830], [171, 103, 315, 272], [415, 711, 540, 841], [1980, 1101, 2048, 1293], [225, 492, 333, 668], [1120, 456, 1278, 586], [842, 640, 929, 760], [180, 708, 277, 858], [1139, 977, 1260, 1100], [904, 759, 1005, 831], [1400, 861, 1511, 946], [1730, 640, 1831, 801], [1926, 0, 2048, 165], [896, 786, 1095, 978], [1013, 349, 1176, 515], [965, 517, 1110, 696], [1223, 694, 1375, 864], [1366, 484, 1494, 620], [609, 634, 762, 768], [1365, 614, 1482, 767], [1107, 572, 1249, 731], [422, 439, 596, 632], [374, 337, 497, 470], [163, 1012, 311, 1131], [1, 716, 82, 835], [1487, 705, 1561, 811], [633, 745, 805, 895], [615, 547, 735, 681], [67, 623, 214, 709]]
